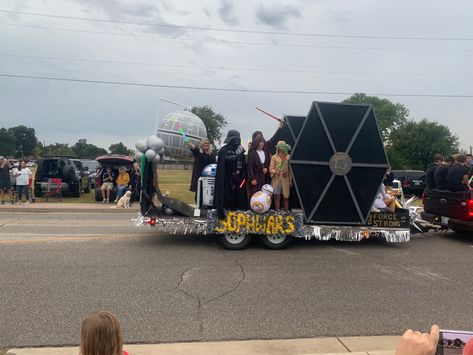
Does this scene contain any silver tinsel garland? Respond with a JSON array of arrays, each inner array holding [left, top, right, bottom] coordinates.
[[132, 211, 410, 243]]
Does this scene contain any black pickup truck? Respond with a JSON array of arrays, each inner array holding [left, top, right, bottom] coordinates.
[[422, 189, 473, 233]]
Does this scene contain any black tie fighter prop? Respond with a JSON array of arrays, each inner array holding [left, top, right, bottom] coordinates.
[[289, 102, 389, 225]]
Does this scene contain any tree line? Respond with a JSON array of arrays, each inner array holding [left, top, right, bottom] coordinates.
[[0, 126, 134, 160], [0, 100, 463, 169], [343, 93, 460, 170]]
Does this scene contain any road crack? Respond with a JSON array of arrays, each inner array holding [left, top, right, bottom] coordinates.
[[173, 267, 204, 335], [171, 260, 246, 338], [401, 263, 451, 283], [203, 259, 246, 305]]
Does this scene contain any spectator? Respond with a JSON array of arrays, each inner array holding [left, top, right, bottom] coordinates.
[[0, 156, 13, 205], [187, 138, 216, 203], [446, 154, 470, 192], [425, 154, 443, 190], [12, 160, 32, 205], [114, 167, 130, 203], [270, 141, 292, 211], [100, 166, 115, 203], [464, 338, 473, 355], [247, 135, 270, 198], [466, 153, 473, 179], [80, 311, 128, 355], [434, 156, 454, 190], [395, 324, 439, 355], [129, 162, 141, 207]]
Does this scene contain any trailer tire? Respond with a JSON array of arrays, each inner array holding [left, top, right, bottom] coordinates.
[[262, 234, 292, 250], [219, 233, 251, 250]]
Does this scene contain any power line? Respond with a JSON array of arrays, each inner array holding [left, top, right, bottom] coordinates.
[[1, 9, 473, 41], [2, 53, 472, 78], [2, 22, 472, 53], [1, 72, 473, 98]]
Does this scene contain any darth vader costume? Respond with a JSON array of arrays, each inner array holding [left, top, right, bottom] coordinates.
[[214, 130, 248, 219]]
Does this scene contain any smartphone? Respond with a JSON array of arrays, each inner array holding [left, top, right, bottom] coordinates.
[[436, 329, 473, 355]]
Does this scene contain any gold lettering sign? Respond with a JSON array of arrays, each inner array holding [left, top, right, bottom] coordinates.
[[215, 211, 297, 235], [366, 211, 409, 229]]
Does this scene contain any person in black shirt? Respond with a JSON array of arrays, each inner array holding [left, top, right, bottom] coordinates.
[[425, 154, 443, 190], [466, 154, 473, 179], [433, 156, 453, 190], [446, 154, 470, 192]]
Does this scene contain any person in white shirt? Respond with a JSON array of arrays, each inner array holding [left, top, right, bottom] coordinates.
[[372, 182, 396, 213], [12, 160, 32, 205]]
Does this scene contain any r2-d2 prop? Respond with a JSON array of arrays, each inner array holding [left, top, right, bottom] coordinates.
[[196, 164, 217, 212]]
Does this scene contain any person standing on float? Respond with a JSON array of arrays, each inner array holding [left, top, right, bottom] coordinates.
[[247, 135, 270, 199], [213, 130, 248, 219]]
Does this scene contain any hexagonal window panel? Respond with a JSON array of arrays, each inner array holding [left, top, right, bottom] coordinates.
[[290, 102, 389, 225]]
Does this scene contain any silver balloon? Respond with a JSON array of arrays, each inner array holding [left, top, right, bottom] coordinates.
[[145, 149, 157, 161], [134, 151, 143, 162], [158, 148, 165, 155], [164, 207, 174, 215], [135, 139, 148, 153], [147, 135, 165, 152], [154, 154, 161, 163]]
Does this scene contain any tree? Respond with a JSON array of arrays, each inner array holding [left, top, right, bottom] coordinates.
[[42, 143, 74, 157], [72, 139, 107, 159], [387, 119, 459, 170], [7, 125, 38, 158], [191, 106, 228, 145], [0, 128, 16, 157], [342, 93, 409, 140], [109, 142, 133, 155]]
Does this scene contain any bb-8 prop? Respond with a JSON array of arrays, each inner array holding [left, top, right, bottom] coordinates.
[[250, 184, 273, 214]]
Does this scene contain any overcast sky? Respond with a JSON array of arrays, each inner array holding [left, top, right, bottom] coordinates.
[[0, 0, 472, 152]]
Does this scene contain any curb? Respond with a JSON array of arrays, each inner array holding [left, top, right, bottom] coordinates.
[[0, 203, 140, 214], [5, 336, 399, 355]]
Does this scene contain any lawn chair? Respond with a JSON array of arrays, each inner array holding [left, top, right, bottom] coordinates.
[[42, 178, 63, 202]]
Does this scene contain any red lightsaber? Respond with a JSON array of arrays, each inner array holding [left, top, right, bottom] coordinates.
[[239, 178, 246, 189], [256, 107, 282, 122]]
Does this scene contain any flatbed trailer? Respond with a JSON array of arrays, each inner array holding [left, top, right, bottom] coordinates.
[[134, 101, 411, 249]]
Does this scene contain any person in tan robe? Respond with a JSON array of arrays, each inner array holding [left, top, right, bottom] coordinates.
[[269, 141, 292, 211]]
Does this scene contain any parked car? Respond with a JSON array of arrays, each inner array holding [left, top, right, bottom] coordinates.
[[80, 159, 100, 188], [35, 156, 90, 197], [94, 154, 134, 202], [391, 170, 426, 196]]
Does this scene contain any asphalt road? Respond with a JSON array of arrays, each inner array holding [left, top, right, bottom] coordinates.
[[1, 212, 473, 348]]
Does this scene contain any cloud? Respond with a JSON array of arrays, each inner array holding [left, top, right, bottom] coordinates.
[[218, 0, 239, 26], [74, 0, 187, 37], [76, 0, 158, 18], [255, 3, 301, 29]]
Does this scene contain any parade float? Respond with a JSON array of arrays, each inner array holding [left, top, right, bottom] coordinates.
[[133, 101, 411, 249]]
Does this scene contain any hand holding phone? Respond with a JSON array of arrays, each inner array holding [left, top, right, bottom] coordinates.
[[396, 324, 439, 355], [436, 329, 473, 355]]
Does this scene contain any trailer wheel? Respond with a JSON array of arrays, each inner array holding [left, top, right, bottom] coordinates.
[[219, 233, 251, 250], [262, 234, 292, 250]]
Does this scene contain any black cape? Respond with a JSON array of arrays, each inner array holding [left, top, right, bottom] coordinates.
[[213, 145, 248, 217]]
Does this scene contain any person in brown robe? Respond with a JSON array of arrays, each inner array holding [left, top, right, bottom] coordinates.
[[247, 135, 271, 198], [188, 138, 216, 202]]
